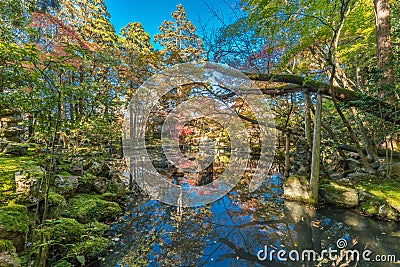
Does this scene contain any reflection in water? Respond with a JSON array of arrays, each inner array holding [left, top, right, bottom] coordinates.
[[102, 174, 399, 267]]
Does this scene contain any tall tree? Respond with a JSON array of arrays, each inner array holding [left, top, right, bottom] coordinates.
[[58, 0, 117, 48], [374, 0, 394, 99], [118, 22, 159, 98], [154, 4, 204, 64]]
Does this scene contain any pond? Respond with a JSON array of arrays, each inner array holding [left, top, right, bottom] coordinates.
[[101, 174, 400, 267]]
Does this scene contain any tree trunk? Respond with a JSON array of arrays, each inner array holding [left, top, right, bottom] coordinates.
[[374, 0, 394, 92], [309, 90, 322, 207], [351, 107, 379, 162], [284, 132, 291, 177], [304, 91, 312, 170]]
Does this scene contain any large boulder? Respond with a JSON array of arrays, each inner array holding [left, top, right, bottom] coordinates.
[[283, 175, 310, 203], [14, 166, 45, 204], [319, 182, 359, 208], [54, 174, 79, 198]]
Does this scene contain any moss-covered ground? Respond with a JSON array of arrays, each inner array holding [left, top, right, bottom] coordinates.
[[0, 149, 125, 266], [355, 176, 400, 212], [0, 150, 37, 205]]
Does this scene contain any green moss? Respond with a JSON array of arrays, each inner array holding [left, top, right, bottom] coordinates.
[[48, 190, 67, 207], [0, 206, 29, 234], [64, 193, 122, 223], [0, 239, 15, 253], [86, 221, 109, 235], [57, 171, 72, 176], [100, 192, 118, 202], [0, 154, 37, 205], [81, 172, 95, 183], [355, 177, 400, 212], [72, 237, 110, 258], [51, 218, 85, 244], [359, 197, 398, 220], [46, 190, 67, 219], [33, 218, 111, 265], [1, 204, 27, 214], [319, 181, 359, 208]]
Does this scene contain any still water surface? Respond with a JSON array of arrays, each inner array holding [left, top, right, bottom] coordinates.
[[102, 174, 400, 267]]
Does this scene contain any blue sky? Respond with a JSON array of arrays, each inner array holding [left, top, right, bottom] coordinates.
[[104, 0, 236, 48]]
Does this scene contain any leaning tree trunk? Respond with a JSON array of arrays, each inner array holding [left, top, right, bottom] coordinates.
[[309, 90, 323, 207]]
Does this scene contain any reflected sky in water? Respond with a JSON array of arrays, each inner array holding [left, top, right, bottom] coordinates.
[[102, 174, 400, 267]]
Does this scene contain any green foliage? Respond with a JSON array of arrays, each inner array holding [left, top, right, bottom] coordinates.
[[155, 4, 204, 64], [53, 260, 72, 267], [33, 217, 112, 266], [244, 0, 376, 84]]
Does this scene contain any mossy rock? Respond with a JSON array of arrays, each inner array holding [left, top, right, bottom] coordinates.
[[51, 218, 85, 244], [354, 177, 400, 214], [86, 221, 110, 236], [48, 190, 67, 207], [36, 218, 111, 266], [100, 192, 119, 202], [46, 190, 67, 219], [0, 204, 29, 252], [64, 194, 122, 223], [14, 166, 44, 204], [319, 182, 359, 208], [0, 154, 38, 205], [0, 204, 27, 214], [72, 236, 110, 259], [107, 177, 126, 198], [76, 172, 96, 193], [54, 174, 79, 198], [359, 197, 399, 221]]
